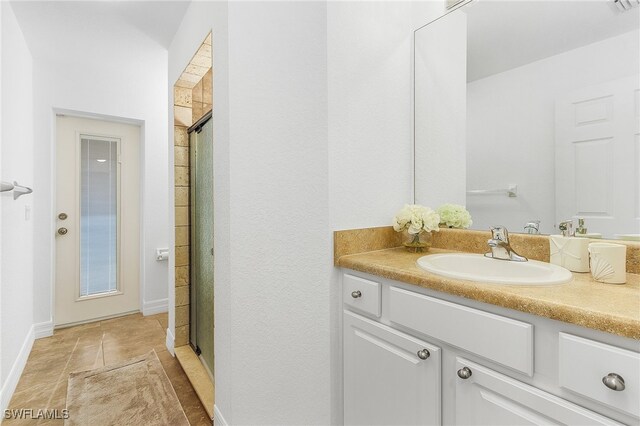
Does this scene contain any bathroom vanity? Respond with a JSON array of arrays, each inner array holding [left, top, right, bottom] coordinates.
[[357, 0, 640, 422], [337, 245, 640, 425]]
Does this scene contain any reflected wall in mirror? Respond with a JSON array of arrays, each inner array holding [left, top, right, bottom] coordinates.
[[414, 0, 640, 240]]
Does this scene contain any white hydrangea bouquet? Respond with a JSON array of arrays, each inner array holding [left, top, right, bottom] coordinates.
[[393, 204, 440, 252], [436, 204, 472, 229]]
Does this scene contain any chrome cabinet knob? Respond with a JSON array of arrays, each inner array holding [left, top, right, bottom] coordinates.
[[58, 212, 68, 220], [602, 373, 625, 391], [457, 367, 472, 379], [417, 349, 430, 360], [57, 227, 68, 235], [351, 290, 362, 299]]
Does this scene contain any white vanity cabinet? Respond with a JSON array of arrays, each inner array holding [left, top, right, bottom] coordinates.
[[341, 270, 640, 426], [343, 310, 441, 425]]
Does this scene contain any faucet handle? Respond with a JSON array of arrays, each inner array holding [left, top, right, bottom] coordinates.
[[524, 220, 540, 234], [490, 226, 509, 242], [558, 220, 573, 237]]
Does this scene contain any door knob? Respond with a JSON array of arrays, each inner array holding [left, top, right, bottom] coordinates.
[[57, 227, 68, 235]]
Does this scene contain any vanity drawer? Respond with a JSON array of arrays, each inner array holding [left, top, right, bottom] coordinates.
[[389, 286, 533, 375], [343, 274, 381, 317], [559, 333, 640, 418], [455, 358, 623, 426]]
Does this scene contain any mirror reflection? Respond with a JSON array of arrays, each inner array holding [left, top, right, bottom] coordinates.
[[414, 0, 640, 240]]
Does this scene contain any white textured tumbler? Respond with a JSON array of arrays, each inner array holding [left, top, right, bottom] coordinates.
[[588, 242, 627, 284]]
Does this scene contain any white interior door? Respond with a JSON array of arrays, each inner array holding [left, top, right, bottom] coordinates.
[[555, 74, 640, 238], [55, 115, 140, 326]]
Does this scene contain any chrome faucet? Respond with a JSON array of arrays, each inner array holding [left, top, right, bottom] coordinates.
[[485, 226, 528, 262], [524, 220, 540, 234], [558, 219, 574, 237]]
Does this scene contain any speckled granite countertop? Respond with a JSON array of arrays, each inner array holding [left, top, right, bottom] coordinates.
[[337, 247, 640, 340]]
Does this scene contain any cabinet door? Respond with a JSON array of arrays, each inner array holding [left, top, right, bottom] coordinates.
[[454, 358, 623, 426], [344, 310, 441, 426]]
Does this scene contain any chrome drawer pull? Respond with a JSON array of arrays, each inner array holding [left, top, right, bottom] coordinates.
[[417, 349, 430, 360], [457, 367, 472, 379], [602, 373, 625, 391], [351, 290, 362, 299]]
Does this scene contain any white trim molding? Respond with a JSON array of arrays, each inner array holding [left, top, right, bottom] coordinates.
[[165, 327, 175, 356], [33, 320, 54, 339], [0, 325, 35, 413], [142, 298, 168, 316], [214, 405, 228, 425]]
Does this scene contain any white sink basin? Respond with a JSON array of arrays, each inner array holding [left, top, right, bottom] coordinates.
[[417, 253, 573, 285]]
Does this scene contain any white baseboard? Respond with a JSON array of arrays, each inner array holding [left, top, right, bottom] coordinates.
[[165, 327, 175, 356], [214, 405, 228, 425], [0, 325, 35, 413], [33, 320, 54, 339], [142, 298, 168, 316]]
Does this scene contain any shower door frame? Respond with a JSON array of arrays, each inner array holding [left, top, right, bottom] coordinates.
[[187, 110, 214, 377]]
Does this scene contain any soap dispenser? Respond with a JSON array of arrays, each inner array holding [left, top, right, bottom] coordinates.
[[549, 220, 590, 272], [574, 217, 602, 239]]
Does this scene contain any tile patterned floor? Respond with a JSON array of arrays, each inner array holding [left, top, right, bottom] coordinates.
[[5, 313, 211, 425]]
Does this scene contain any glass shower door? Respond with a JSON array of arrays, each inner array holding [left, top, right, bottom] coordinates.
[[189, 116, 214, 376]]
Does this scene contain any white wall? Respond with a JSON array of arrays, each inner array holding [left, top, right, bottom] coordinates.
[[467, 30, 640, 234], [328, 2, 416, 231], [167, 1, 452, 423], [0, 1, 35, 410], [327, 3, 440, 422], [27, 27, 169, 328], [0, 0, 3, 401], [414, 8, 467, 208], [1, 0, 3, 399], [170, 2, 330, 423], [227, 4, 329, 422]]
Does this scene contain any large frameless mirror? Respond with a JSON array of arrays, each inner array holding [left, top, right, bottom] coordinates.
[[414, 0, 640, 239]]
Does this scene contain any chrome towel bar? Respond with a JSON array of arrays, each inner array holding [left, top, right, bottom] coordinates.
[[1, 180, 33, 199], [467, 184, 517, 198], [1, 181, 14, 192]]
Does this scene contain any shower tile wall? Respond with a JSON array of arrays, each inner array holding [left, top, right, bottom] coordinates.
[[173, 32, 212, 348], [174, 102, 191, 346], [192, 69, 212, 121]]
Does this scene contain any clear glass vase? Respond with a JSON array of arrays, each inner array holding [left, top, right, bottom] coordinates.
[[402, 231, 432, 253]]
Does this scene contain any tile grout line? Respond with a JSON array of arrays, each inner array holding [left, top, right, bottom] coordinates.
[[100, 332, 106, 367], [42, 337, 80, 411]]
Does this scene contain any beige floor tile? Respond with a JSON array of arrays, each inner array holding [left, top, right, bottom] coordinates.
[[3, 416, 40, 426], [10, 380, 58, 409], [157, 314, 169, 330], [7, 313, 210, 425]]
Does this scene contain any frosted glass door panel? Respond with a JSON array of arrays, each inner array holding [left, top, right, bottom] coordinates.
[[190, 117, 215, 376], [80, 137, 119, 297]]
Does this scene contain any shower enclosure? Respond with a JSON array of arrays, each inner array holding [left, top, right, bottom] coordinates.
[[188, 111, 214, 377]]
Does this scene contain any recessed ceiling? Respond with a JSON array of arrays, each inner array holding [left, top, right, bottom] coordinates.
[[10, 1, 191, 61]]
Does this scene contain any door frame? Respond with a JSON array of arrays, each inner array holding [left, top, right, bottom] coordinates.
[[51, 108, 145, 327]]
